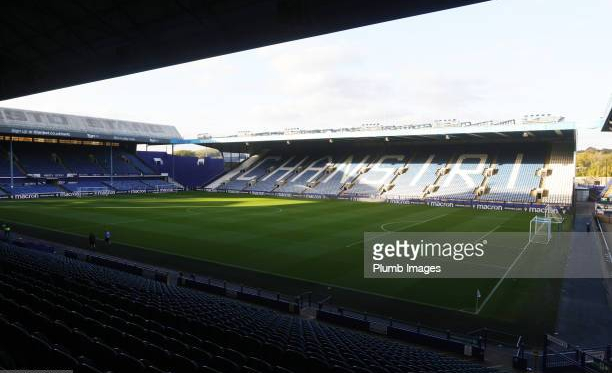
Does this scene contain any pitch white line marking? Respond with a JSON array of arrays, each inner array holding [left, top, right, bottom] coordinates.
[[474, 224, 502, 243], [380, 220, 422, 232], [345, 213, 449, 248], [475, 239, 532, 314]]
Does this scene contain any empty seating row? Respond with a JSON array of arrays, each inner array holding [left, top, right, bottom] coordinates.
[[350, 155, 405, 196], [479, 152, 544, 203], [0, 151, 24, 176], [211, 146, 566, 204], [141, 179, 182, 190], [0, 179, 179, 196], [0, 142, 154, 176], [386, 153, 449, 199], [104, 180, 149, 192], [62, 181, 111, 193], [0, 183, 64, 195], [0, 242, 497, 373], [430, 154, 488, 200], [541, 146, 574, 205]]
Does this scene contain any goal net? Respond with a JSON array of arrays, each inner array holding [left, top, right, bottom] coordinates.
[[76, 186, 112, 197], [154, 184, 179, 193], [530, 216, 552, 244], [544, 205, 564, 224]]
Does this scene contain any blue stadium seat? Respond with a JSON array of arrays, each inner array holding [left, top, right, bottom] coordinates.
[[0, 241, 499, 373]]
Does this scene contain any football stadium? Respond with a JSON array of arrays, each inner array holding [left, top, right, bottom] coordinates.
[[0, 2, 611, 373]]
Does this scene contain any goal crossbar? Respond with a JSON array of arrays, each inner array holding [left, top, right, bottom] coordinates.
[[529, 216, 552, 244], [76, 186, 112, 197]]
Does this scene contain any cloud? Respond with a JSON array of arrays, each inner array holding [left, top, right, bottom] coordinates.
[[246, 39, 494, 130]]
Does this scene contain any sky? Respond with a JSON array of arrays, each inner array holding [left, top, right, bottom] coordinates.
[[1, 0, 611, 150]]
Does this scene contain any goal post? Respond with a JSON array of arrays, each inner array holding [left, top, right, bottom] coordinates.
[[154, 184, 179, 193], [544, 205, 564, 224], [76, 186, 112, 197], [530, 216, 552, 244]]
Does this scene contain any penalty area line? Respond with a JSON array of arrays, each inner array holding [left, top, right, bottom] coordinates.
[[474, 224, 502, 243], [475, 239, 531, 315]]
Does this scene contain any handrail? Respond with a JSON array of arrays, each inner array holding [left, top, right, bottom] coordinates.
[[514, 336, 525, 359], [322, 303, 480, 347], [595, 216, 612, 263], [468, 327, 523, 348], [318, 295, 333, 309]]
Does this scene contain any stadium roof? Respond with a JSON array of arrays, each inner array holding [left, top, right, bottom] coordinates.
[[0, 0, 485, 101], [603, 96, 612, 132], [0, 107, 181, 143], [185, 121, 576, 152]]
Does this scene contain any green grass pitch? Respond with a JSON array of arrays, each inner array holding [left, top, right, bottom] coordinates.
[[0, 191, 567, 327]]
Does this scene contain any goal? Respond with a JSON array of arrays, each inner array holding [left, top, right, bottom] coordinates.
[[154, 184, 179, 193], [76, 186, 112, 197], [544, 205, 564, 224], [529, 216, 552, 244]]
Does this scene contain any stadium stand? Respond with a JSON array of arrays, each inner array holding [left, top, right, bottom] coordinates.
[[137, 151, 224, 189], [0, 183, 64, 196], [0, 152, 23, 177], [0, 140, 196, 197], [0, 241, 497, 373], [350, 155, 406, 196], [14, 150, 69, 176], [98, 151, 145, 176], [59, 147, 107, 175], [104, 180, 149, 192], [8, 145, 155, 177], [541, 144, 575, 205], [141, 179, 183, 191], [429, 154, 488, 200], [223, 156, 284, 192], [209, 145, 574, 205], [479, 150, 545, 203], [0, 178, 182, 196], [122, 152, 155, 175], [61, 181, 111, 193], [386, 153, 450, 199], [0, 143, 156, 176], [307, 154, 365, 196], [276, 156, 333, 194], [266, 156, 311, 192]]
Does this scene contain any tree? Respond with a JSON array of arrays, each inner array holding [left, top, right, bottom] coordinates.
[[576, 148, 612, 177], [174, 150, 197, 157]]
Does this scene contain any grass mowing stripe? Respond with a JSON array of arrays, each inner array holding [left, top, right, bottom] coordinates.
[[2, 191, 559, 324]]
